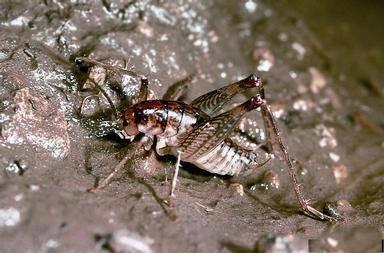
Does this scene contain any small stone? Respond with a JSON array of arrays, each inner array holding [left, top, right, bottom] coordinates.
[[0, 207, 21, 227], [5, 160, 28, 175], [29, 184, 40, 191], [2, 88, 70, 159], [80, 95, 101, 117], [309, 67, 326, 94], [229, 183, 244, 196], [323, 200, 353, 220], [250, 170, 280, 191], [329, 152, 340, 162], [260, 170, 280, 191], [41, 239, 60, 251], [253, 48, 275, 72], [315, 124, 338, 148], [254, 234, 306, 253], [326, 237, 338, 248], [323, 202, 342, 220], [332, 164, 348, 184], [137, 21, 154, 37], [96, 230, 154, 253], [291, 42, 306, 60]]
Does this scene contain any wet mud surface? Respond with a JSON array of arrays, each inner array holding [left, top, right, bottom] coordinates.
[[0, 1, 383, 252]]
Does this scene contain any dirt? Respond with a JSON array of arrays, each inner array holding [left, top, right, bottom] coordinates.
[[0, 1, 383, 253]]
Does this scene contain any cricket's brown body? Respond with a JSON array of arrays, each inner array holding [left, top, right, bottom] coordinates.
[[191, 138, 257, 175], [121, 100, 206, 145], [80, 55, 337, 221], [121, 98, 262, 175]]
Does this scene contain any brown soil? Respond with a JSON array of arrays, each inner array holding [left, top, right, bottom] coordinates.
[[0, 1, 383, 252]]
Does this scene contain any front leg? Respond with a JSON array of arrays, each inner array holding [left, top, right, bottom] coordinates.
[[87, 136, 153, 192], [155, 138, 179, 207]]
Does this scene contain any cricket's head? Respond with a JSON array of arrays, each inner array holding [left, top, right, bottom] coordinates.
[[119, 107, 139, 141]]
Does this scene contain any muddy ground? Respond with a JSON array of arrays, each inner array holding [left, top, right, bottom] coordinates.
[[0, 1, 383, 253]]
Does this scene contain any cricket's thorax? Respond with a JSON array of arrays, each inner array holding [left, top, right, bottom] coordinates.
[[121, 100, 207, 146]]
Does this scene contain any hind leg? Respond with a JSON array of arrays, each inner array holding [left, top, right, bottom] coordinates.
[[179, 94, 265, 161], [191, 74, 261, 116], [257, 81, 337, 221]]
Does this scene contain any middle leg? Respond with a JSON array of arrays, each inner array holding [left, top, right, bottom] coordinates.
[[167, 150, 182, 206]]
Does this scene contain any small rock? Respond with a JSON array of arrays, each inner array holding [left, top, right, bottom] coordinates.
[[5, 160, 28, 175], [315, 124, 337, 148], [80, 95, 101, 117], [253, 47, 275, 72], [323, 202, 343, 220], [137, 21, 154, 37], [291, 42, 306, 60], [1, 88, 70, 159], [252, 170, 280, 191], [254, 234, 306, 253], [332, 164, 348, 184], [96, 229, 154, 253], [41, 239, 60, 252], [308, 225, 381, 253], [0, 207, 21, 227], [229, 183, 244, 196], [329, 152, 340, 162], [323, 200, 353, 220], [309, 67, 326, 94]]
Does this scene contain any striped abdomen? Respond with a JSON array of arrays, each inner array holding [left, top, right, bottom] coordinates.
[[187, 138, 258, 176]]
